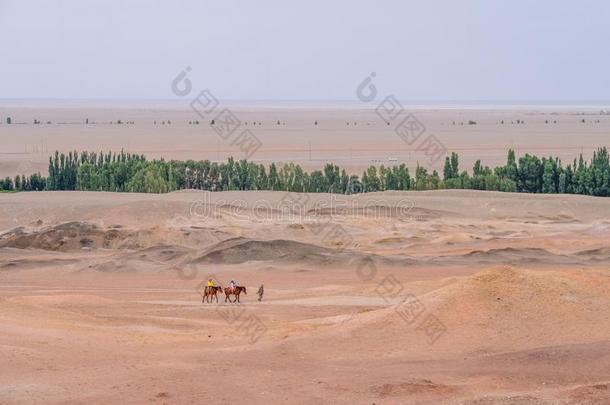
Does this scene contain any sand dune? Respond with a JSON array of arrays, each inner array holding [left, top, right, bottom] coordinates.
[[444, 247, 578, 265], [1, 190, 610, 404], [194, 237, 338, 264], [303, 266, 609, 354], [0, 221, 224, 252], [0, 221, 142, 251], [192, 237, 413, 268]]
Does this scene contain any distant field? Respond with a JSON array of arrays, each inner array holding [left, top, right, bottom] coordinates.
[[1, 103, 609, 178]]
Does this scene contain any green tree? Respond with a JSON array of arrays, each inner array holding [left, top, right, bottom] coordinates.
[[542, 158, 558, 193], [518, 154, 543, 193], [506, 149, 518, 183], [364, 166, 380, 192], [268, 163, 280, 190], [443, 157, 453, 181]]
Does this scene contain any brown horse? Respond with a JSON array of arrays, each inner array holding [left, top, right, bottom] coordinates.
[[202, 286, 223, 303], [224, 286, 247, 303]]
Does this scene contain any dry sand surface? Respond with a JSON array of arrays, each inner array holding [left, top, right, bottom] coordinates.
[[1, 102, 610, 178], [1, 189, 610, 404]]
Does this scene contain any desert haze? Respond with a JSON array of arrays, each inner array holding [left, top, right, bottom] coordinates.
[[1, 103, 609, 179], [1, 186, 610, 404]]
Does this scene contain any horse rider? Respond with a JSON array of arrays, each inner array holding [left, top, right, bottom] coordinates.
[[228, 279, 236, 293]]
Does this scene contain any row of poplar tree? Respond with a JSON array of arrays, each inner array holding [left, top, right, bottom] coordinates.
[[1, 147, 610, 197]]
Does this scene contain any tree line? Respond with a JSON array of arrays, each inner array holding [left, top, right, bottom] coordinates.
[[1, 147, 610, 197]]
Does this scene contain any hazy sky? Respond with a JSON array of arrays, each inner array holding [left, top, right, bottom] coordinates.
[[1, 0, 609, 101]]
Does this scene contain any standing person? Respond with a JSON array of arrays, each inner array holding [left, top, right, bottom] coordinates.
[[257, 284, 264, 302]]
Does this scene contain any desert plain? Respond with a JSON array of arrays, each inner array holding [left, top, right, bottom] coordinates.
[[1, 104, 610, 404]]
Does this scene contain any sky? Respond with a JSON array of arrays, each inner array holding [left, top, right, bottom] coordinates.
[[1, 0, 609, 102]]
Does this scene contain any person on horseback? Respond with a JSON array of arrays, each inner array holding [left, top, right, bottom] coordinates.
[[202, 278, 217, 303], [228, 279, 236, 293]]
